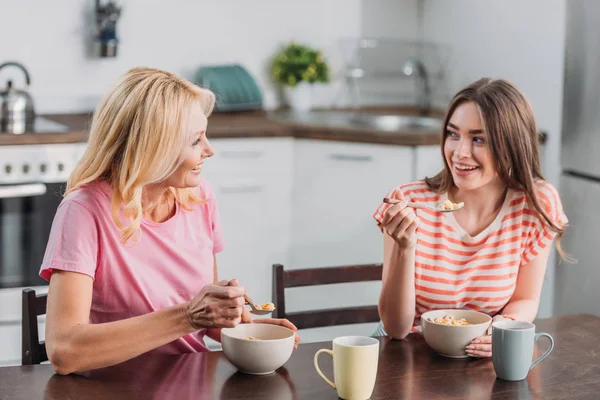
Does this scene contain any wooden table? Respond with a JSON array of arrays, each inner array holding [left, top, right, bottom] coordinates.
[[1, 314, 599, 399]]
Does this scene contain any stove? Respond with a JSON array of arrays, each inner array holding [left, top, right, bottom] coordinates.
[[0, 142, 86, 289]]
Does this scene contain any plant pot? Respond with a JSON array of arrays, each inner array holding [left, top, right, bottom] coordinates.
[[283, 82, 312, 111]]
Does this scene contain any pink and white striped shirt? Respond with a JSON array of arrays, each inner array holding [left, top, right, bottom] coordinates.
[[373, 180, 567, 331]]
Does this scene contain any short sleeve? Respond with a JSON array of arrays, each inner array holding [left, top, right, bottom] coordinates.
[[39, 200, 99, 281], [373, 185, 407, 228], [199, 179, 224, 254], [521, 182, 568, 265]]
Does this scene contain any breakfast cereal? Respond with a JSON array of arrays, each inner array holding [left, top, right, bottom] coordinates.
[[437, 199, 465, 211], [256, 302, 276, 311], [427, 314, 470, 326]]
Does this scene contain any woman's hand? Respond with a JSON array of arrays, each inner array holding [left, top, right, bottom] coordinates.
[[380, 200, 419, 249], [241, 309, 301, 349], [186, 280, 246, 330], [465, 315, 506, 358]]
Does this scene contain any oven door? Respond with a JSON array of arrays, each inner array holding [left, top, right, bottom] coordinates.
[[0, 182, 65, 288]]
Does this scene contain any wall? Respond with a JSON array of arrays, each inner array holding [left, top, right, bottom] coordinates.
[[420, 0, 567, 317], [0, 0, 363, 113], [361, 0, 420, 39]]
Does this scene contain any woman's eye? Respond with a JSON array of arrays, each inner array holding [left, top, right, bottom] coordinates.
[[445, 130, 458, 138], [473, 136, 485, 144], [192, 138, 201, 147]]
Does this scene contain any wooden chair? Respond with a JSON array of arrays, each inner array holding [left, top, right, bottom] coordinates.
[[271, 263, 383, 329], [22, 288, 48, 365]]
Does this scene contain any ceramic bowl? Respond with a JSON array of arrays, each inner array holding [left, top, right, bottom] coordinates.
[[421, 309, 492, 358], [221, 323, 295, 375]]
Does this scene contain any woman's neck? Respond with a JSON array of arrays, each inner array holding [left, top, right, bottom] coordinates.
[[142, 184, 175, 223], [450, 179, 508, 221]]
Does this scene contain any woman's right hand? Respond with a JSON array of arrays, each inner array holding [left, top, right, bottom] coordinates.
[[186, 279, 246, 330], [380, 200, 419, 249]]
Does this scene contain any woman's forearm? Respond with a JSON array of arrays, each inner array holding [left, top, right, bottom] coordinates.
[[501, 298, 540, 322], [378, 237, 416, 339], [48, 303, 196, 375]]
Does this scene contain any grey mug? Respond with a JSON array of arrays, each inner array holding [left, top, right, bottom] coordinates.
[[492, 320, 554, 381]]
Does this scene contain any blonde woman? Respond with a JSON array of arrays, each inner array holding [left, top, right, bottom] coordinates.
[[373, 78, 568, 358], [40, 68, 298, 375]]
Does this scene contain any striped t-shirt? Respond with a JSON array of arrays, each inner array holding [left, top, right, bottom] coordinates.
[[373, 180, 567, 332]]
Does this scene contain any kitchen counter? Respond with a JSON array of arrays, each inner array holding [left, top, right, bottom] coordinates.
[[0, 113, 91, 146], [0, 107, 546, 147]]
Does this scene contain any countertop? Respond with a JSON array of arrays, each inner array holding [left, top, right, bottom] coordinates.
[[1, 314, 597, 400], [0, 107, 546, 147]]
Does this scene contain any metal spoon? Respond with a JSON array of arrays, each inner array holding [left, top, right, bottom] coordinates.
[[383, 198, 464, 213], [244, 294, 273, 316]]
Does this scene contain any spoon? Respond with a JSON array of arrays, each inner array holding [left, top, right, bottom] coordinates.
[[224, 280, 274, 316], [383, 198, 464, 213], [244, 294, 274, 316]]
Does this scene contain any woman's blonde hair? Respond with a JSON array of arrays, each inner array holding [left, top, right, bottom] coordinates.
[[425, 78, 569, 260], [67, 67, 215, 244]]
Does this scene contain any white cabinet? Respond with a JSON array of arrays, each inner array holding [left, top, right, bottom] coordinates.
[[0, 321, 46, 367], [286, 140, 413, 337], [0, 286, 47, 366], [415, 145, 444, 180], [202, 138, 293, 307], [291, 140, 414, 268]]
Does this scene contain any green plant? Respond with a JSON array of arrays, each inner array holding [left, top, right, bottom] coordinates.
[[270, 41, 330, 87]]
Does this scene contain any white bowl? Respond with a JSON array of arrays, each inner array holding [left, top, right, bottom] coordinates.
[[221, 323, 296, 375], [421, 309, 492, 358]]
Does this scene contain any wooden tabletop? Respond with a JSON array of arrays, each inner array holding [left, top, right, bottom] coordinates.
[[1, 314, 596, 400]]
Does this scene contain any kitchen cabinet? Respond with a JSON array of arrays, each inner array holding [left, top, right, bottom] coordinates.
[[202, 138, 293, 309], [207, 138, 439, 341], [285, 140, 413, 327], [415, 145, 444, 180], [0, 286, 47, 366], [290, 140, 414, 268]]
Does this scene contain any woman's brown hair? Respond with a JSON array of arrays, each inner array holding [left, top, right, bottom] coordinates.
[[425, 78, 569, 260]]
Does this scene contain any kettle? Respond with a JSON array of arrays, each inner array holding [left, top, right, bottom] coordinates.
[[0, 62, 35, 134]]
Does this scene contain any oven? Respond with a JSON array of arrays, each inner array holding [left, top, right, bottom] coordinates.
[[0, 143, 85, 289]]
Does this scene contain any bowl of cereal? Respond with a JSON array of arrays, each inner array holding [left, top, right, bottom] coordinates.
[[421, 309, 492, 358], [221, 323, 296, 375]]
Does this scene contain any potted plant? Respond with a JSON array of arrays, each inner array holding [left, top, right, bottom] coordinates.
[[270, 41, 330, 111]]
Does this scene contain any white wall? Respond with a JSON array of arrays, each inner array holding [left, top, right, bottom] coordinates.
[[361, 0, 420, 39], [421, 0, 566, 318], [0, 0, 363, 113]]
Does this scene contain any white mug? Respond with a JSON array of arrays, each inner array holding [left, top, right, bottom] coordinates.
[[314, 336, 379, 400]]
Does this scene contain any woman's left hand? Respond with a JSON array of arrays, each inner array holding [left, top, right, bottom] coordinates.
[[465, 315, 505, 358], [241, 308, 301, 349]]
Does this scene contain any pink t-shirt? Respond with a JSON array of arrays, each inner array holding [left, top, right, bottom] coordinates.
[[39, 179, 224, 354]]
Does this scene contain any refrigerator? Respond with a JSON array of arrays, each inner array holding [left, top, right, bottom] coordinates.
[[555, 1, 600, 317]]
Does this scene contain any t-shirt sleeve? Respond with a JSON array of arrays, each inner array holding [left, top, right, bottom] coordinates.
[[200, 179, 225, 254], [39, 200, 99, 281], [372, 185, 408, 229], [521, 182, 568, 265]]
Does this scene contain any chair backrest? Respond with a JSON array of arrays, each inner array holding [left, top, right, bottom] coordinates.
[[271, 263, 383, 329], [22, 288, 48, 365]]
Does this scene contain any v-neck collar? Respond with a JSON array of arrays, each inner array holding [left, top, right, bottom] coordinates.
[[442, 189, 513, 242]]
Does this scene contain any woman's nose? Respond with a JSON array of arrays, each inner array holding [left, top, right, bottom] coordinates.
[[455, 138, 471, 158], [202, 138, 215, 158]]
